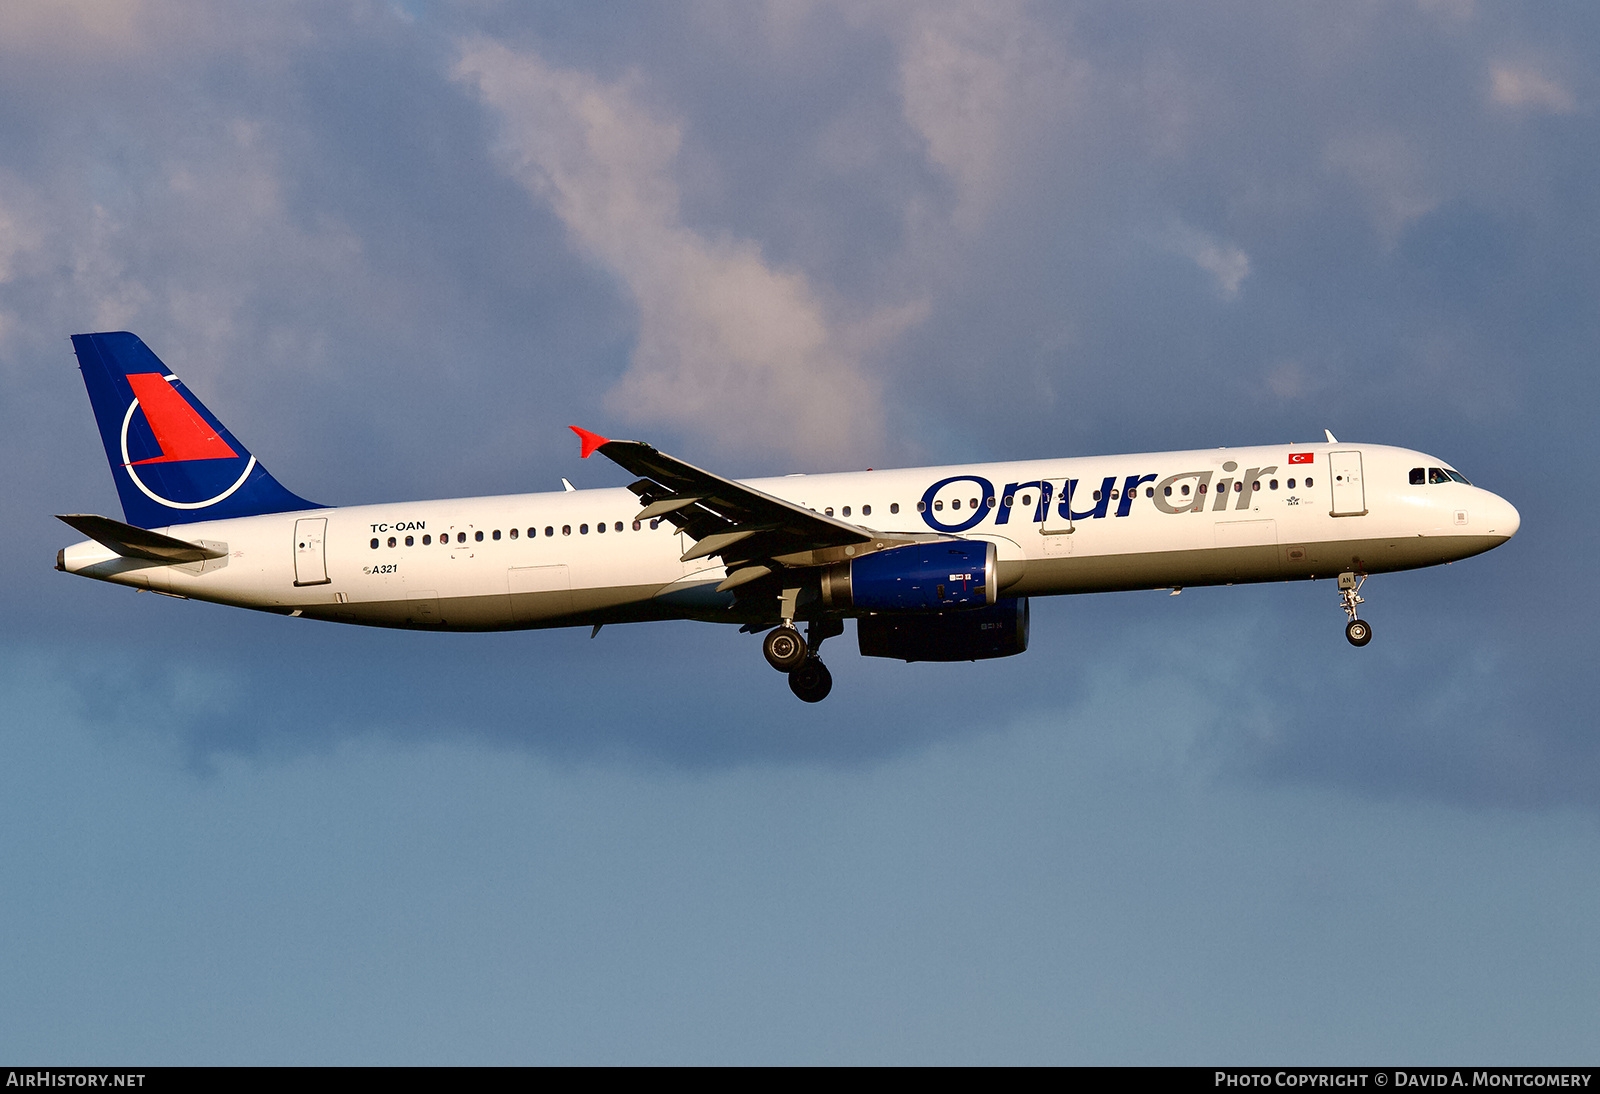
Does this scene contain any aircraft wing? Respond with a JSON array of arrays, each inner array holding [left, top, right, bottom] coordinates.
[[573, 428, 875, 587]]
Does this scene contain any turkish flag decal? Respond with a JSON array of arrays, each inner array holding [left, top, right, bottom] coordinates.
[[1288, 452, 1314, 464]]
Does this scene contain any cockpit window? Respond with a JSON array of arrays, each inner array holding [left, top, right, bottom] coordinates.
[[1428, 467, 1451, 484], [1445, 469, 1472, 485], [1410, 467, 1425, 485]]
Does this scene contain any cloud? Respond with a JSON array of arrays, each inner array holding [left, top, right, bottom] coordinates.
[[887, 0, 1080, 231], [455, 38, 922, 468], [1161, 219, 1251, 299], [0, 0, 146, 59], [1322, 130, 1438, 244], [1489, 62, 1576, 114]]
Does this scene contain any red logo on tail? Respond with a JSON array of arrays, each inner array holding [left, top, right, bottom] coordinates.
[[124, 373, 238, 464]]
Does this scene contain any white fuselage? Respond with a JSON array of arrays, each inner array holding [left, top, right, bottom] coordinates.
[[58, 442, 1519, 631]]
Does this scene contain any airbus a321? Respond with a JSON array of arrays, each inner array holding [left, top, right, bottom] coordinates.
[[56, 332, 1520, 702]]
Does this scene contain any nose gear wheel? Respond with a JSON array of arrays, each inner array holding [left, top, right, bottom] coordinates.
[[1338, 572, 1370, 647]]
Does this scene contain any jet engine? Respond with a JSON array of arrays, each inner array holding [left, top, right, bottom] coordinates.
[[856, 597, 1030, 662], [819, 540, 996, 612]]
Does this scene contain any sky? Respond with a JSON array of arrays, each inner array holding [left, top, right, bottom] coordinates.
[[2, 0, 1597, 1064]]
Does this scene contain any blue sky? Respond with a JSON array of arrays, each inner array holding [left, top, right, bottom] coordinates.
[[3, 0, 1597, 1063]]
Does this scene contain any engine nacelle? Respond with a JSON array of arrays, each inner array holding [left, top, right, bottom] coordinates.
[[820, 540, 997, 612], [857, 598, 1030, 662]]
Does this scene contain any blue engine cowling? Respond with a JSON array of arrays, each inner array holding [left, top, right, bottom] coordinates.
[[819, 540, 997, 612], [857, 598, 1030, 662]]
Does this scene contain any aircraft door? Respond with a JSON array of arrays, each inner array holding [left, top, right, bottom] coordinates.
[[1039, 480, 1074, 555], [1328, 451, 1367, 517], [293, 517, 330, 586]]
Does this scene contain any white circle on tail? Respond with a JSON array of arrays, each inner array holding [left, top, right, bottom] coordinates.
[[119, 381, 257, 510]]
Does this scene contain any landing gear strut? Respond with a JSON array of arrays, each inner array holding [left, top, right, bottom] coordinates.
[[758, 587, 842, 701], [1339, 571, 1372, 647]]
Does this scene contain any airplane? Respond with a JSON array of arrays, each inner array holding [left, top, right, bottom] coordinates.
[[56, 331, 1521, 703]]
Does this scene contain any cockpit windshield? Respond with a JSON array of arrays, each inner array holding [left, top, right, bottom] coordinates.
[[1411, 466, 1474, 486]]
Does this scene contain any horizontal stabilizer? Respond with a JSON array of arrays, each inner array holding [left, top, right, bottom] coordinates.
[[56, 513, 227, 564]]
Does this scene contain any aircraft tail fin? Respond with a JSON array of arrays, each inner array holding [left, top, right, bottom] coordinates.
[[71, 332, 322, 528]]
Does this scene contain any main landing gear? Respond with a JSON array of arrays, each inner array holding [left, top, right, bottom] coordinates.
[[761, 615, 843, 703], [1339, 571, 1372, 647]]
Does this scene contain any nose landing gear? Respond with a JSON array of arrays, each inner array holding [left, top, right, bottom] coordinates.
[[1339, 571, 1371, 647]]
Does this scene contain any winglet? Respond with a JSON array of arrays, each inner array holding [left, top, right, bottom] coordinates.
[[570, 426, 611, 459]]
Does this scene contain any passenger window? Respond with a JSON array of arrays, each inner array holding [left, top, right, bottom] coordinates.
[[475, 531, 484, 542], [1145, 487, 1154, 498], [1022, 495, 1032, 507], [1305, 477, 1314, 487], [842, 506, 851, 517], [370, 538, 379, 550], [545, 527, 554, 537], [405, 535, 414, 546], [891, 503, 900, 514], [970, 498, 978, 509], [649, 520, 659, 530], [633, 520, 642, 531], [1269, 480, 1278, 490], [934, 500, 943, 511], [493, 529, 501, 540], [615, 522, 623, 532], [951, 500, 960, 510], [826, 507, 834, 516], [1092, 491, 1101, 501], [422, 534, 431, 545], [1003, 495, 1014, 507], [1286, 478, 1295, 490], [387, 536, 397, 548], [863, 505, 872, 516], [580, 524, 588, 534], [1198, 483, 1207, 493], [1163, 486, 1172, 496], [1235, 482, 1243, 492], [1252, 481, 1261, 491], [916, 501, 925, 512], [596, 521, 606, 533], [457, 532, 467, 544], [562, 525, 571, 536], [509, 528, 518, 539], [1182, 485, 1190, 496]]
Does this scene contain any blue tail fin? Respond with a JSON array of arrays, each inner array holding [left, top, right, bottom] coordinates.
[[72, 332, 322, 528]]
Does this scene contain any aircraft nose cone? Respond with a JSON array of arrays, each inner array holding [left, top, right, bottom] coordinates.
[[1490, 492, 1520, 540]]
